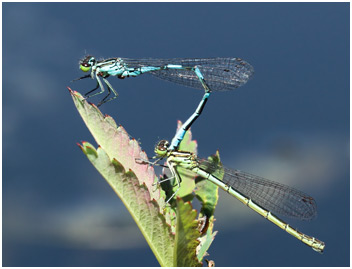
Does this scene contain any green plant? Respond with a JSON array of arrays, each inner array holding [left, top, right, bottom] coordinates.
[[70, 89, 220, 266]]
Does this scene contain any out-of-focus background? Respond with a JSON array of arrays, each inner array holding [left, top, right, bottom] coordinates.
[[3, 2, 349, 266]]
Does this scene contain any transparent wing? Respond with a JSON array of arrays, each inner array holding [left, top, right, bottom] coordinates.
[[121, 57, 254, 91], [198, 158, 317, 220]]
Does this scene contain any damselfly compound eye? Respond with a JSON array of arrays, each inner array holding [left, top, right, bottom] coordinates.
[[154, 140, 169, 156], [79, 56, 95, 72]]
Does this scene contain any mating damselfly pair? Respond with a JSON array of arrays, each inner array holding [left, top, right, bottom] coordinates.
[[73, 55, 325, 253]]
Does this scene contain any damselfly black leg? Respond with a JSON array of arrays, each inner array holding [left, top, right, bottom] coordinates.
[[97, 83, 111, 107], [97, 78, 118, 107], [83, 82, 99, 99], [71, 74, 91, 82]]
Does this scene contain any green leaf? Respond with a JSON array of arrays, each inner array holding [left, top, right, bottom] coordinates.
[[195, 151, 222, 217], [70, 89, 169, 209], [196, 215, 217, 261], [71, 90, 174, 266], [174, 199, 202, 267]]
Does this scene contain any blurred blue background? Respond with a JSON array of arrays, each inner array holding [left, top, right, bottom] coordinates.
[[3, 2, 349, 267]]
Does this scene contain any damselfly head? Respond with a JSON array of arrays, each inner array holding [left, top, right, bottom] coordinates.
[[154, 140, 169, 157], [79, 55, 96, 72]]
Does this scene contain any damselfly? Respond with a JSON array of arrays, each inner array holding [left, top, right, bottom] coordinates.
[[150, 140, 325, 253], [74, 56, 254, 150], [74, 56, 254, 107]]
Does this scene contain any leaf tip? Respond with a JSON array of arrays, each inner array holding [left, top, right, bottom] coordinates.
[[117, 125, 129, 136], [69, 87, 83, 98], [76, 142, 84, 150]]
